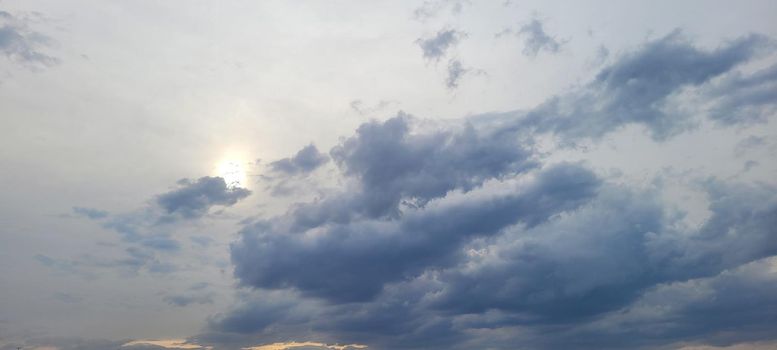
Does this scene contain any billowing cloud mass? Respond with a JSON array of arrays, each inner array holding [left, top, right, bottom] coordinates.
[[204, 31, 777, 350]]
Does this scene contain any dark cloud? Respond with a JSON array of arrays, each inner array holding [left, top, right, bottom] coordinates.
[[210, 295, 297, 334], [416, 29, 466, 62], [530, 257, 777, 350], [518, 18, 564, 57], [514, 30, 772, 141], [269, 144, 329, 176], [72, 206, 109, 219], [157, 176, 251, 219], [207, 32, 777, 350], [0, 10, 58, 68], [705, 62, 777, 124], [217, 175, 777, 349], [316, 113, 535, 221], [232, 162, 600, 303]]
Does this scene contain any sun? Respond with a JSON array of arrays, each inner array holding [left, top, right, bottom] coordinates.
[[218, 159, 247, 189]]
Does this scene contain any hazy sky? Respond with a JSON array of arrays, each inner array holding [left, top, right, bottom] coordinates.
[[1, 1, 776, 350]]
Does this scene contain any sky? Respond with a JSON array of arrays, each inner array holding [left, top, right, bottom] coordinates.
[[1, 1, 777, 349]]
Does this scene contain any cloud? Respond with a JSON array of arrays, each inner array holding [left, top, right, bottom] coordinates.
[[269, 144, 329, 176], [122, 339, 203, 349], [445, 59, 468, 89], [350, 99, 398, 117], [217, 173, 777, 349], [530, 256, 777, 350], [232, 162, 600, 303], [416, 29, 466, 62], [735, 135, 767, 155], [515, 30, 772, 141], [72, 206, 109, 219], [0, 10, 58, 68], [157, 177, 251, 219], [517, 18, 564, 57], [704, 62, 777, 124], [163, 294, 214, 307], [413, 0, 467, 21], [310, 112, 537, 222], [244, 342, 366, 350], [58, 176, 251, 276], [206, 32, 777, 350], [0, 338, 129, 350]]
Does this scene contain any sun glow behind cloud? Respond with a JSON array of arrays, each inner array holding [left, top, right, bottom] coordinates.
[[215, 150, 250, 189]]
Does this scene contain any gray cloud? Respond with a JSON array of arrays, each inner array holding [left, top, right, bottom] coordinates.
[[233, 162, 600, 303], [53, 176, 251, 277], [164, 293, 214, 307], [269, 144, 329, 176], [157, 176, 251, 220], [518, 18, 564, 57], [0, 10, 58, 68], [217, 175, 777, 349], [72, 206, 109, 219], [735, 135, 767, 156], [705, 62, 777, 124], [445, 59, 468, 89], [207, 31, 777, 350], [413, 0, 467, 21], [513, 30, 772, 141], [350, 99, 398, 117], [417, 29, 467, 62]]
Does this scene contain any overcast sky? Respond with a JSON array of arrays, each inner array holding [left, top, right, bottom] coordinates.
[[1, 1, 777, 350]]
